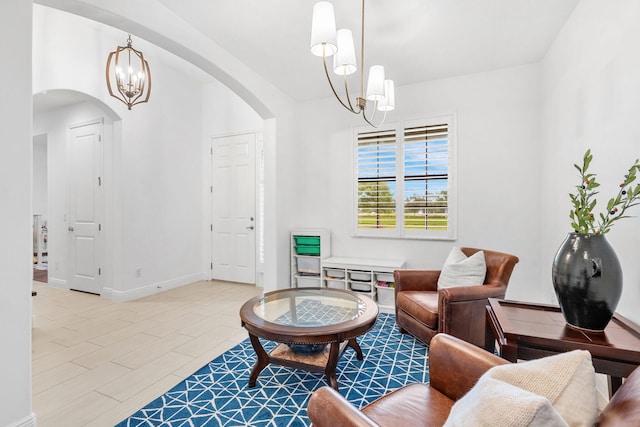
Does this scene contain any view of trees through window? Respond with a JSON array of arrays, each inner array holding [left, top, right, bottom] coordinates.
[[356, 120, 451, 236]]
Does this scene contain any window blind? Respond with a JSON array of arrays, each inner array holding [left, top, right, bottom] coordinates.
[[356, 129, 397, 229], [403, 124, 449, 231]]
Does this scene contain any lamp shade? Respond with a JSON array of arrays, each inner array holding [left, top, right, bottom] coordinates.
[[365, 65, 385, 101], [333, 29, 357, 75], [377, 80, 395, 111], [310, 2, 337, 56]]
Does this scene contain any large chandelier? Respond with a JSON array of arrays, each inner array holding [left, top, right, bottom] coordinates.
[[310, 1, 394, 127], [106, 35, 151, 110]]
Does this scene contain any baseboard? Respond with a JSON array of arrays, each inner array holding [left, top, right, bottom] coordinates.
[[8, 412, 36, 427], [47, 277, 68, 289], [107, 273, 203, 302]]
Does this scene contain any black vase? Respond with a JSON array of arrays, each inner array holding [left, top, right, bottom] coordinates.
[[551, 233, 622, 332]]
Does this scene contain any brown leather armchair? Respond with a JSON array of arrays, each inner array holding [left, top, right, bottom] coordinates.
[[393, 247, 519, 348], [307, 333, 640, 427]]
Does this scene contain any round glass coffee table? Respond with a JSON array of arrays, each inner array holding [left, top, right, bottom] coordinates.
[[239, 287, 378, 391]]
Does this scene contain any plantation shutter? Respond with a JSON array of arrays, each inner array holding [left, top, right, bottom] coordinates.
[[403, 124, 449, 230], [356, 128, 397, 229]]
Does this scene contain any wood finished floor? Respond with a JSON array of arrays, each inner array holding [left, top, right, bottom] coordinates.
[[32, 280, 263, 426]]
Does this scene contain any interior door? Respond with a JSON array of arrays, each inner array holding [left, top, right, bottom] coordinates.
[[211, 133, 256, 284], [68, 120, 102, 294]]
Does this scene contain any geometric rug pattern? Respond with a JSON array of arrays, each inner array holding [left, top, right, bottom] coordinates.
[[116, 313, 429, 427]]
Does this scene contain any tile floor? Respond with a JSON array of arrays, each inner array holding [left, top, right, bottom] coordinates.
[[32, 280, 263, 426]]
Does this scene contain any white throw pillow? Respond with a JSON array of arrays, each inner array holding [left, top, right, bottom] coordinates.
[[437, 247, 486, 289], [444, 350, 598, 427], [444, 375, 569, 427]]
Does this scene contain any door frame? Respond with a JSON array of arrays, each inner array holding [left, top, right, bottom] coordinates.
[[207, 130, 263, 284]]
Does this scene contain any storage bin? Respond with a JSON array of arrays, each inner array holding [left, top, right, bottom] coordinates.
[[294, 236, 321, 246], [375, 285, 395, 306], [375, 272, 395, 283], [349, 281, 372, 292], [324, 268, 345, 279], [349, 271, 372, 282], [297, 276, 321, 288], [326, 279, 346, 289], [297, 257, 320, 274], [295, 245, 321, 256]]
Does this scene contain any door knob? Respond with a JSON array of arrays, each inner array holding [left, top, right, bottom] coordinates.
[[68, 226, 75, 232], [246, 226, 254, 230]]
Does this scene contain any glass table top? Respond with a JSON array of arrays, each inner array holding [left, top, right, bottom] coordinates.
[[252, 288, 368, 327]]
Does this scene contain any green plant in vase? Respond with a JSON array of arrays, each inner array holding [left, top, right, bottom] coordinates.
[[553, 149, 640, 331], [569, 149, 640, 235]]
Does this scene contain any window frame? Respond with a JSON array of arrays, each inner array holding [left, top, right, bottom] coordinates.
[[352, 113, 457, 240]]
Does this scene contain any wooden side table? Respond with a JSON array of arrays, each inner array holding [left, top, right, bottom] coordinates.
[[485, 298, 640, 397]]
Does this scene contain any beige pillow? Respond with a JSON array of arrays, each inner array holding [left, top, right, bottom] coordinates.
[[444, 350, 598, 427], [437, 247, 486, 289], [444, 375, 569, 427]]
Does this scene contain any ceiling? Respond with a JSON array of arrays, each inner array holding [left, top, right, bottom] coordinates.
[[155, 0, 579, 102], [32, 0, 580, 113]]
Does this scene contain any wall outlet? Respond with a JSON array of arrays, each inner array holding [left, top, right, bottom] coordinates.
[[135, 268, 141, 278]]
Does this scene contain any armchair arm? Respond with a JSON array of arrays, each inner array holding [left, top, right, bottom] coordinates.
[[438, 283, 507, 304], [437, 284, 508, 348], [393, 270, 441, 293], [307, 386, 380, 427], [429, 333, 508, 401]]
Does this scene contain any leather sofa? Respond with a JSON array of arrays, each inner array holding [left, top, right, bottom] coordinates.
[[307, 333, 640, 426], [394, 247, 519, 347]]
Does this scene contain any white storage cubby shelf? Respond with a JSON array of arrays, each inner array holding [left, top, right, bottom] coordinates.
[[322, 256, 406, 313], [290, 229, 331, 289]]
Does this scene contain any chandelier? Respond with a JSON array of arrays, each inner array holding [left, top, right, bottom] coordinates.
[[105, 35, 151, 110], [310, 1, 394, 127]]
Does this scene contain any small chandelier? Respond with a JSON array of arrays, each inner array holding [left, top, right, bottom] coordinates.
[[310, 1, 395, 127], [105, 35, 151, 110]]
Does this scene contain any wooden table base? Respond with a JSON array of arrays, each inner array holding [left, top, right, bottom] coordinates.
[[247, 333, 363, 391]]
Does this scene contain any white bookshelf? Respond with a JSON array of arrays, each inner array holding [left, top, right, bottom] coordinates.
[[322, 256, 406, 313]]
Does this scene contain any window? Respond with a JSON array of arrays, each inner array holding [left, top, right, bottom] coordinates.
[[354, 115, 456, 240]]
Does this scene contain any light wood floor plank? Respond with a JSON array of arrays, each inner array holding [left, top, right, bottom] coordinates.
[[32, 280, 262, 426]]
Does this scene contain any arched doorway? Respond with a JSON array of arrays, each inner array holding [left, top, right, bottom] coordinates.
[[32, 89, 121, 295]]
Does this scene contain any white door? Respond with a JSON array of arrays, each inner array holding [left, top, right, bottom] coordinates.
[[211, 133, 256, 284], [68, 120, 103, 294]]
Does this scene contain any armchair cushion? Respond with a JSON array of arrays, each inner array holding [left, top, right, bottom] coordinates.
[[445, 349, 597, 427], [437, 247, 486, 289], [395, 291, 438, 329]]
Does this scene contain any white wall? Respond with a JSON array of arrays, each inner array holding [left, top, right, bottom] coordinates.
[[33, 6, 207, 300], [540, 0, 640, 324], [32, 134, 48, 217], [294, 64, 542, 301], [0, 1, 34, 426], [203, 81, 263, 136], [116, 60, 204, 299]]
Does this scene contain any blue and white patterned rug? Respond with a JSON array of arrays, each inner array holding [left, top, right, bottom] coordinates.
[[116, 313, 429, 427]]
